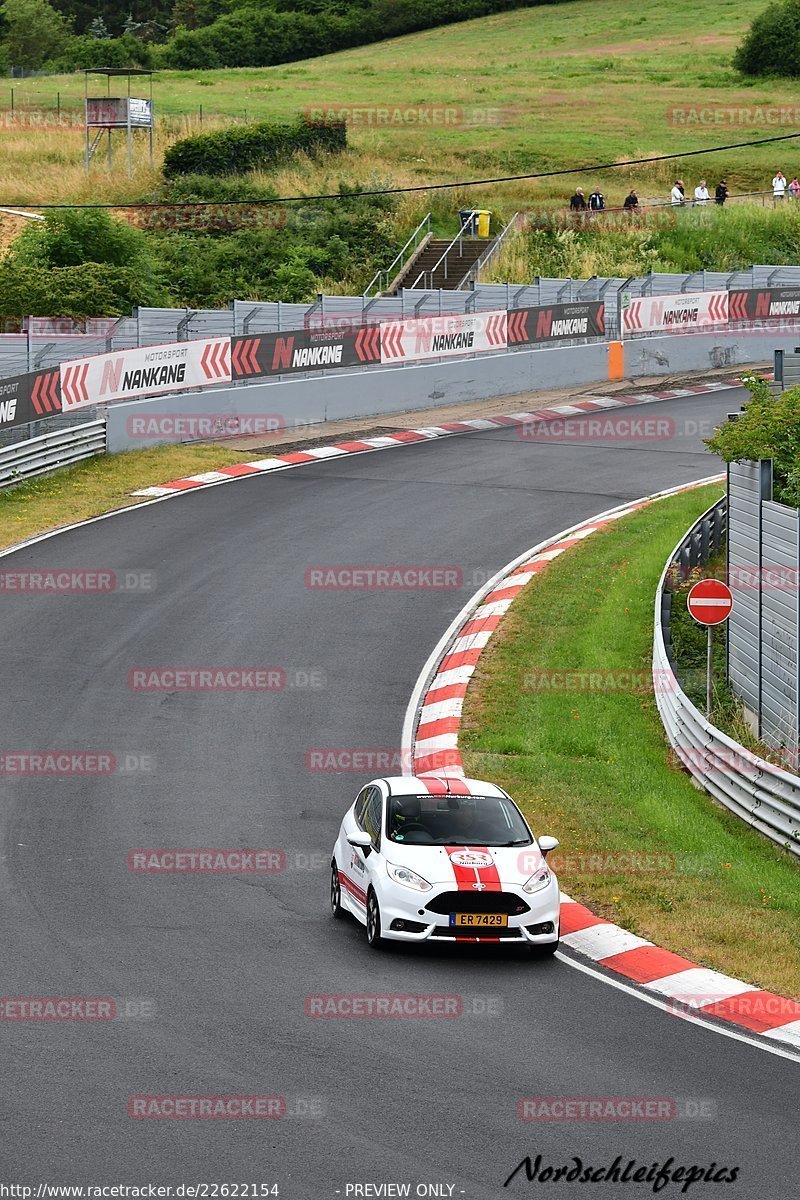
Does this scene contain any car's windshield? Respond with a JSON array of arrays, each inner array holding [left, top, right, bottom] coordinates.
[[387, 793, 532, 846]]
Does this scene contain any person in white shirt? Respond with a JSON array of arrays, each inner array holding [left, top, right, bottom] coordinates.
[[670, 180, 685, 206], [773, 171, 787, 200], [694, 180, 710, 206]]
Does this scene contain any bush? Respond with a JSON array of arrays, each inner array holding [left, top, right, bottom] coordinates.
[[158, 0, 575, 70], [0, 261, 166, 318], [735, 0, 800, 77], [162, 117, 347, 178], [47, 32, 153, 70], [146, 188, 396, 304], [2, 209, 168, 315], [705, 376, 800, 507], [10, 207, 153, 269]]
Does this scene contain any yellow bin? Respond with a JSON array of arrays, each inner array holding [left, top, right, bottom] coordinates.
[[476, 210, 492, 238]]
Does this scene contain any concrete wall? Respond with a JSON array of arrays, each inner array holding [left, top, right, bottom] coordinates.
[[107, 341, 610, 452], [106, 327, 788, 453]]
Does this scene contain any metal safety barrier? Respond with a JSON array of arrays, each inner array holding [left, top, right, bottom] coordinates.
[[0, 419, 106, 488], [653, 498, 800, 856]]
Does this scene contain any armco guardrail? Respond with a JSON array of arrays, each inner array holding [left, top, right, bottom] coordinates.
[[0, 419, 105, 488], [654, 498, 800, 856]]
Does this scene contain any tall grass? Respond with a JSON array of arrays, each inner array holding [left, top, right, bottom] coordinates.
[[488, 203, 800, 280]]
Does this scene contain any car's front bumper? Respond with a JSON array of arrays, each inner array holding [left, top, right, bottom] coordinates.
[[376, 876, 560, 944]]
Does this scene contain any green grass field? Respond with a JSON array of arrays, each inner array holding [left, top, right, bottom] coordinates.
[[2, 0, 799, 212], [461, 483, 800, 997]]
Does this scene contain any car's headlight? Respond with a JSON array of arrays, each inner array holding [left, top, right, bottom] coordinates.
[[387, 862, 432, 892], [522, 868, 552, 894]]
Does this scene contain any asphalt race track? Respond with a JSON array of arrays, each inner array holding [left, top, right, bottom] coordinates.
[[1, 386, 795, 1197]]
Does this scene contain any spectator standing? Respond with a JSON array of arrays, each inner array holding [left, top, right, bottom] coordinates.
[[715, 179, 728, 206], [694, 179, 710, 206], [588, 186, 605, 214], [671, 180, 686, 206], [790, 177, 800, 200], [623, 189, 640, 212], [569, 187, 587, 211], [773, 171, 787, 201]]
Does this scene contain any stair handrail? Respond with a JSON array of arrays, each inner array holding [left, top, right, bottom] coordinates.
[[363, 213, 432, 296], [407, 221, 471, 291], [454, 212, 520, 290]]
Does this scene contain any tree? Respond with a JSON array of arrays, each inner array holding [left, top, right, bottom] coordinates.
[[87, 15, 110, 36], [705, 376, 800, 506], [0, 0, 72, 67], [735, 0, 800, 77]]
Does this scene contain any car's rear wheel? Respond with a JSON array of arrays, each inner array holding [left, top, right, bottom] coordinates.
[[366, 889, 385, 949], [529, 937, 559, 959], [330, 864, 345, 920]]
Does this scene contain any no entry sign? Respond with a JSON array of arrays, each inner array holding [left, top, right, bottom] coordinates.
[[687, 578, 733, 626]]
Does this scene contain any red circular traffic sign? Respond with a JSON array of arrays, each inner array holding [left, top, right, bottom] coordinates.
[[686, 578, 733, 626]]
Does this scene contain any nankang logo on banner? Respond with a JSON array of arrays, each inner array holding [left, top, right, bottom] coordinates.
[[60, 338, 232, 411], [381, 311, 507, 364], [623, 291, 728, 334]]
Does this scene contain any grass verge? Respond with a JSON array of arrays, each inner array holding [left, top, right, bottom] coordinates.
[[1, 0, 796, 208], [461, 483, 800, 997], [0, 442, 248, 552]]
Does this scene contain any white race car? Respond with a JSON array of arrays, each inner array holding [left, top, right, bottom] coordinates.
[[330, 775, 560, 955]]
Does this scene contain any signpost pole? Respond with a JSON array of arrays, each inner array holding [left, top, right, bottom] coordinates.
[[706, 625, 713, 718], [687, 577, 734, 720]]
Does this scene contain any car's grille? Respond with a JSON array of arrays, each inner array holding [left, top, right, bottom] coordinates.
[[425, 891, 530, 916], [431, 926, 523, 939]]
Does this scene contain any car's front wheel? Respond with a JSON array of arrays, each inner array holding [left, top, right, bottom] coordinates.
[[330, 864, 345, 920], [366, 889, 385, 949]]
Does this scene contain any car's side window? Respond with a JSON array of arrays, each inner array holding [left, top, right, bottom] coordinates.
[[363, 789, 383, 850], [354, 787, 373, 829]]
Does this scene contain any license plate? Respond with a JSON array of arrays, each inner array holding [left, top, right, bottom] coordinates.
[[450, 913, 508, 928]]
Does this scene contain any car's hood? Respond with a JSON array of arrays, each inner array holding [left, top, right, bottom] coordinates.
[[385, 842, 548, 886]]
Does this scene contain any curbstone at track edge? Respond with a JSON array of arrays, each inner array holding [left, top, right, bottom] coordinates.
[[404, 476, 800, 1053]]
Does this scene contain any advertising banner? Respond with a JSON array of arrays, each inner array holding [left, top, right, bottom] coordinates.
[[507, 301, 605, 346], [230, 324, 380, 380], [0, 368, 61, 432], [623, 291, 728, 334], [729, 287, 800, 321], [380, 310, 507, 364], [60, 338, 231, 412]]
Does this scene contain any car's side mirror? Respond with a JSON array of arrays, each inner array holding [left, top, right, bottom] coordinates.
[[538, 835, 559, 857], [347, 832, 373, 849]]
